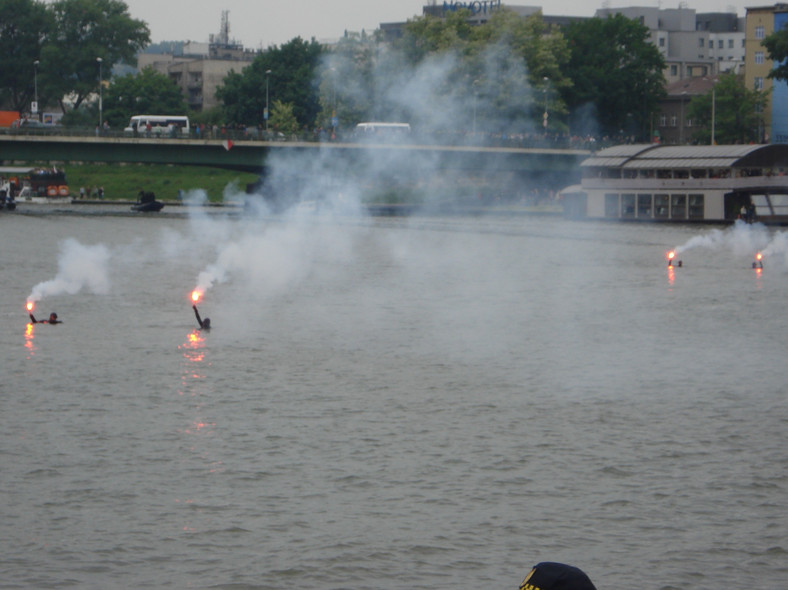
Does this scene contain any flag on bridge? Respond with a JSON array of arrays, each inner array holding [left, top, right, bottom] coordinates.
[[222, 140, 234, 151]]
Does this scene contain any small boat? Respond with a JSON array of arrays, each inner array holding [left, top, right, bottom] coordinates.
[[132, 191, 165, 212]]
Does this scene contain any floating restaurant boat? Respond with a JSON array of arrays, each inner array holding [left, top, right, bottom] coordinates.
[[560, 144, 788, 224]]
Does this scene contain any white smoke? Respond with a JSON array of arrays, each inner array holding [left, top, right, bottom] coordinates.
[[27, 238, 111, 303], [186, 38, 550, 314], [674, 220, 771, 258], [761, 230, 788, 269]]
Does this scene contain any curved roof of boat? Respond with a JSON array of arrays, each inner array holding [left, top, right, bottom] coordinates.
[[581, 143, 788, 169]]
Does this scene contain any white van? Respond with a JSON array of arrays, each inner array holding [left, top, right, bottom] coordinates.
[[355, 122, 411, 137], [125, 115, 190, 137]]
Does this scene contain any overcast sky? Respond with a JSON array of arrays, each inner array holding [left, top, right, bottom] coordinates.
[[124, 0, 749, 49]]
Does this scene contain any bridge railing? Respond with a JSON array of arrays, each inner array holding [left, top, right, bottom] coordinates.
[[0, 125, 612, 151]]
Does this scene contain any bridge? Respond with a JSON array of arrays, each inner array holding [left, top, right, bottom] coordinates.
[[0, 134, 589, 193]]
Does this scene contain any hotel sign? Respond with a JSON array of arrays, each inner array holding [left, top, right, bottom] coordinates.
[[443, 0, 502, 15]]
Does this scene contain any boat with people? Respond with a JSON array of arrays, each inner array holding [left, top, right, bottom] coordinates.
[[560, 144, 788, 224], [132, 190, 165, 212], [0, 166, 71, 204]]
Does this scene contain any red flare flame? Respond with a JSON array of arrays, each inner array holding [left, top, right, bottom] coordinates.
[[191, 290, 201, 303], [667, 250, 676, 260], [755, 252, 763, 261], [26, 301, 34, 312]]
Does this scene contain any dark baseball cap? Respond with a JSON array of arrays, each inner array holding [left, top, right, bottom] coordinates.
[[518, 562, 597, 590]]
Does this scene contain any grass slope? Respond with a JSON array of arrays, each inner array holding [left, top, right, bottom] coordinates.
[[58, 163, 260, 202]]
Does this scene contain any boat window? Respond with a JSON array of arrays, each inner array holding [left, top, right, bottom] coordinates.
[[691, 169, 707, 178], [674, 169, 689, 179], [622, 193, 636, 218], [654, 195, 669, 219], [657, 169, 672, 179], [758, 194, 788, 216], [671, 194, 686, 220], [605, 193, 619, 217], [637, 194, 653, 218], [688, 194, 704, 219]]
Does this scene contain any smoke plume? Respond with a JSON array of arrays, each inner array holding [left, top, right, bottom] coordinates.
[[27, 239, 111, 304]]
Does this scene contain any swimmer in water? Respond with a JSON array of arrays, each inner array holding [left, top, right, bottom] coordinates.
[[29, 312, 62, 324], [193, 305, 211, 330]]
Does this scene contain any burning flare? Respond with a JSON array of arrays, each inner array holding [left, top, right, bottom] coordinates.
[[667, 250, 676, 261], [191, 290, 202, 304], [26, 301, 34, 312]]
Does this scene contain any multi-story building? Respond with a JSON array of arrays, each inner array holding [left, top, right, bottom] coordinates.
[[657, 75, 719, 145], [380, 3, 585, 42], [745, 4, 788, 143], [137, 12, 257, 112], [595, 6, 744, 84], [383, 4, 743, 84]]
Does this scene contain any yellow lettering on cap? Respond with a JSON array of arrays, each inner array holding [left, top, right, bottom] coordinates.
[[519, 568, 540, 590]]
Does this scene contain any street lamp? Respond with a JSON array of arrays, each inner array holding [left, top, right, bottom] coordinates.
[[472, 79, 479, 138], [704, 76, 718, 145], [33, 60, 40, 120], [330, 67, 337, 136], [96, 57, 103, 130], [679, 91, 687, 144], [543, 76, 549, 134], [711, 83, 716, 145], [265, 69, 271, 132]]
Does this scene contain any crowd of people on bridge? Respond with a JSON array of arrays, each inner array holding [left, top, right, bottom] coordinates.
[[8, 117, 630, 152]]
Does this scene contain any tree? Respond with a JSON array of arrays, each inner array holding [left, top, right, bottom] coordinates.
[[217, 37, 324, 129], [392, 9, 571, 135], [397, 10, 475, 64], [762, 24, 788, 83], [562, 14, 665, 139], [687, 73, 768, 144], [471, 10, 570, 132], [102, 67, 187, 129], [39, 0, 149, 113], [269, 100, 299, 135], [317, 32, 377, 132], [0, 0, 54, 113]]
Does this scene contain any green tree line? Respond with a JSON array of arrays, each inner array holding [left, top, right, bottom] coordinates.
[[216, 10, 668, 140], [0, 0, 149, 115]]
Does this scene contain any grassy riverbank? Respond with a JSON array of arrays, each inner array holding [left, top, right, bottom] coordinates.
[[27, 162, 563, 214], [51, 163, 260, 202]]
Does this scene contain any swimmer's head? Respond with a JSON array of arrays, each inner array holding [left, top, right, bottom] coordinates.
[[49, 313, 58, 321], [203, 318, 211, 329]]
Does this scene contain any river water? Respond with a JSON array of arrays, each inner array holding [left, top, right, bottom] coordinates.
[[2, 204, 786, 590]]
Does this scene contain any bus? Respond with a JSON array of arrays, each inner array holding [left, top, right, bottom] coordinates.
[[354, 122, 411, 139], [124, 115, 190, 137]]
